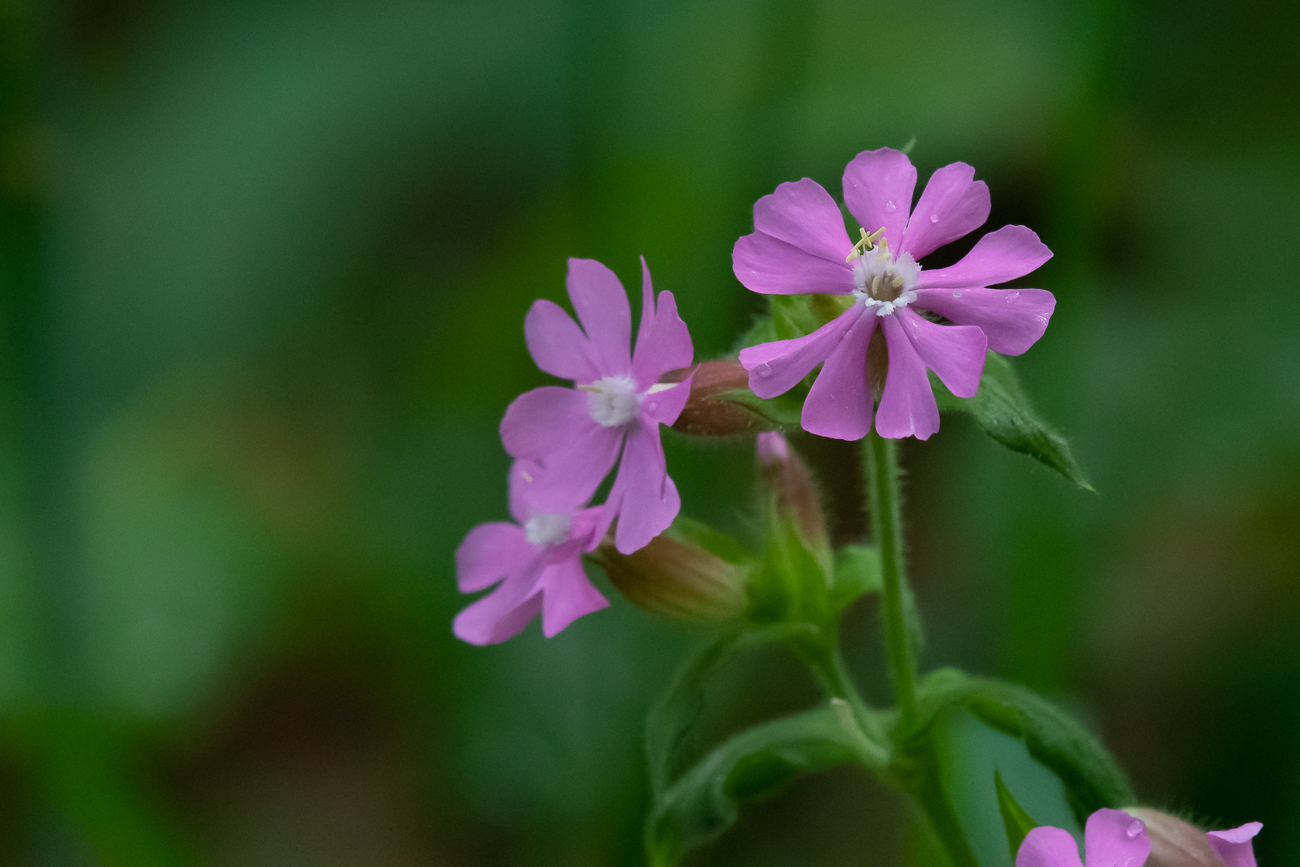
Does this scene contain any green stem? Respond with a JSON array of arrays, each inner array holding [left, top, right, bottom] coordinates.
[[791, 635, 889, 765], [865, 429, 919, 727]]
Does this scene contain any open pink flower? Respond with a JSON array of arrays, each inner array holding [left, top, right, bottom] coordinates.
[[453, 461, 608, 645], [734, 147, 1054, 440], [1017, 808, 1151, 867], [501, 257, 693, 554]]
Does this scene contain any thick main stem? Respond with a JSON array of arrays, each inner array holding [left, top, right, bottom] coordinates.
[[865, 429, 919, 726]]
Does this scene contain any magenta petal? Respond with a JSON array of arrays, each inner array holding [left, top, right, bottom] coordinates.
[[1016, 826, 1084, 867], [640, 375, 693, 426], [453, 565, 544, 645], [632, 259, 694, 387], [842, 148, 916, 251], [900, 162, 990, 260], [599, 424, 680, 554], [738, 307, 858, 398], [500, 386, 595, 460], [525, 299, 600, 382], [876, 315, 940, 440], [539, 556, 609, 637], [801, 312, 877, 440], [1083, 809, 1150, 867], [1207, 823, 1262, 867], [524, 425, 624, 512], [733, 231, 857, 295], [915, 225, 1053, 289], [455, 522, 535, 592], [896, 309, 986, 399], [913, 286, 1055, 356], [753, 178, 855, 262], [566, 258, 632, 375]]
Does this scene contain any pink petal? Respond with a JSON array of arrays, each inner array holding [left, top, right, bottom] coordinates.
[[738, 306, 858, 398], [570, 505, 605, 552], [801, 311, 877, 440], [566, 258, 632, 376], [500, 386, 596, 460], [915, 225, 1052, 290], [455, 522, 535, 592], [539, 556, 609, 637], [640, 374, 693, 427], [1017, 826, 1084, 867], [453, 565, 545, 645], [597, 424, 681, 554], [912, 286, 1055, 356], [524, 426, 625, 513], [753, 178, 855, 262], [1083, 809, 1150, 867], [896, 309, 987, 399], [842, 148, 916, 251], [900, 162, 990, 261], [875, 315, 941, 440], [1207, 823, 1262, 867], [525, 299, 601, 383], [632, 258, 694, 388], [733, 231, 857, 295]]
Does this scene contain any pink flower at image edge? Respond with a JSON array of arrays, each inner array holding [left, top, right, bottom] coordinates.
[[1016, 808, 1262, 867], [500, 257, 693, 554], [734, 146, 1055, 441]]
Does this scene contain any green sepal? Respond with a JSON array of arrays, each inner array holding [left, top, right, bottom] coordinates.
[[900, 668, 1134, 825], [645, 623, 815, 797], [646, 702, 878, 866], [713, 388, 803, 428], [995, 770, 1040, 861], [665, 515, 753, 567], [931, 352, 1093, 491]]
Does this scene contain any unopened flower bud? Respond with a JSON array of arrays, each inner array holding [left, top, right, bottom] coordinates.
[[1122, 808, 1262, 867], [757, 432, 829, 557], [668, 360, 782, 436], [593, 531, 748, 622]]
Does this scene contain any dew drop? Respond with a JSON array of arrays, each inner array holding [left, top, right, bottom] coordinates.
[[885, 200, 897, 213], [757, 364, 773, 379], [1126, 819, 1144, 839], [929, 213, 939, 224], [952, 291, 962, 298]]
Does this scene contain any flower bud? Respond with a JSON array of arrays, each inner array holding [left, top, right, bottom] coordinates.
[[593, 530, 748, 622], [757, 432, 829, 558], [667, 360, 782, 436], [1122, 808, 1261, 867]]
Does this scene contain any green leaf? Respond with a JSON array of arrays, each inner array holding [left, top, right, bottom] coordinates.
[[931, 352, 1093, 490], [647, 702, 874, 866], [737, 314, 777, 350], [645, 623, 815, 797], [769, 293, 851, 339], [906, 668, 1135, 825], [714, 388, 804, 428], [831, 543, 882, 606], [995, 770, 1040, 861]]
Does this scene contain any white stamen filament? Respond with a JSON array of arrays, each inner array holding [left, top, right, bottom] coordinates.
[[851, 245, 921, 317]]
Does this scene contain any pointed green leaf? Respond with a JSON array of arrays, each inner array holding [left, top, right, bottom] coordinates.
[[831, 543, 882, 606], [931, 352, 1093, 491], [645, 623, 815, 797], [995, 770, 1040, 860], [647, 702, 876, 866]]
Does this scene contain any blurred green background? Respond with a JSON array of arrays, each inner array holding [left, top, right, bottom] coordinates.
[[0, 0, 1297, 863]]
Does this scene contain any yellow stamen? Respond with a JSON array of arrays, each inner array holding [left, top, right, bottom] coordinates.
[[845, 227, 887, 262]]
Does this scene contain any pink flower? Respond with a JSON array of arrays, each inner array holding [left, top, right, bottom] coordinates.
[[1206, 823, 1262, 867], [501, 257, 693, 554], [453, 461, 608, 645], [1017, 808, 1151, 867], [734, 147, 1055, 441]]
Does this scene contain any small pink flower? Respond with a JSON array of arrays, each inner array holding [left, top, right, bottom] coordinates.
[[453, 461, 608, 645], [734, 147, 1055, 440], [1206, 822, 1262, 867], [501, 257, 693, 554], [1017, 808, 1151, 867]]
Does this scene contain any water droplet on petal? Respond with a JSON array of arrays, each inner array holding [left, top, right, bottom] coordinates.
[[757, 365, 773, 379], [952, 291, 962, 298], [885, 200, 897, 213], [929, 213, 939, 224], [1126, 819, 1144, 839]]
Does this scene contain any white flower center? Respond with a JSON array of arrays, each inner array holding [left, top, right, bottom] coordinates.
[[525, 512, 573, 546], [583, 375, 642, 427], [851, 245, 920, 317]]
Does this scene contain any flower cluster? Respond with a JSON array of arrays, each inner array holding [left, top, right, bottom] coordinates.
[[1019, 809, 1262, 867], [453, 258, 694, 644]]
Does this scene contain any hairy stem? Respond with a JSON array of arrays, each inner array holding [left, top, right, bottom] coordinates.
[[865, 429, 919, 726]]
